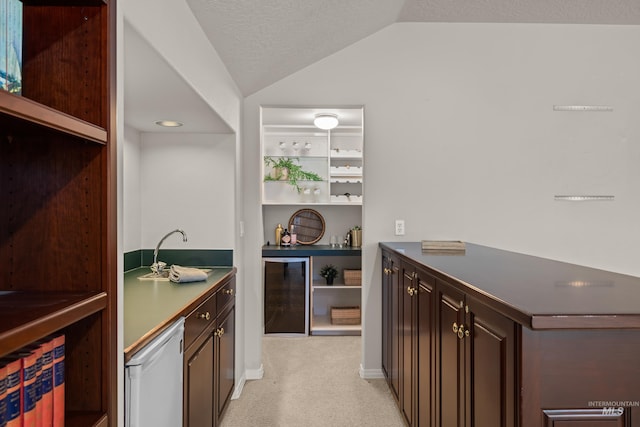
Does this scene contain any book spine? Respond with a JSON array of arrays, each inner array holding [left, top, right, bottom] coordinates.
[[21, 350, 38, 427], [0, 362, 7, 427], [31, 346, 43, 427], [52, 335, 65, 427], [39, 339, 54, 427], [3, 358, 20, 427]]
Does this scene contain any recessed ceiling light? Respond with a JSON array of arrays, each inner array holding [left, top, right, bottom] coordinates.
[[155, 120, 183, 127]]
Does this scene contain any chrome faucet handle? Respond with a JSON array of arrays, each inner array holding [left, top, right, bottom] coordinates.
[[151, 261, 167, 274]]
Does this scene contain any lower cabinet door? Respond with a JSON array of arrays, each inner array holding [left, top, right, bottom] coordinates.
[[186, 334, 214, 427], [216, 306, 235, 423], [467, 298, 516, 427]]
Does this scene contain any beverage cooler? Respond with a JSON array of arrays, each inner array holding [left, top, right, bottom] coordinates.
[[263, 257, 309, 335]]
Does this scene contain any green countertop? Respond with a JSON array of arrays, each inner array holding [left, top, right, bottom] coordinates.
[[124, 266, 235, 360]]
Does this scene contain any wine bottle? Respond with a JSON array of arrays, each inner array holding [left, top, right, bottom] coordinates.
[[281, 228, 291, 247]]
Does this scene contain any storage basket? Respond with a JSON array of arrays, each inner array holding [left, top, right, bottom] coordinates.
[[330, 306, 361, 325], [343, 269, 361, 286]]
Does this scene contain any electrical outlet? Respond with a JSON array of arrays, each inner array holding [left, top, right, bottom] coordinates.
[[395, 220, 405, 236]]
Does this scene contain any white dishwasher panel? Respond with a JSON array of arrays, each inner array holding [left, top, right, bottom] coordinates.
[[125, 317, 184, 427]]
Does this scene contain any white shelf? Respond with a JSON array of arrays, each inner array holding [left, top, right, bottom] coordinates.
[[330, 149, 362, 159], [311, 314, 361, 335], [313, 285, 362, 289]]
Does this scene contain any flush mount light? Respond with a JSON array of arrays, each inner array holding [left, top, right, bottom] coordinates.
[[155, 120, 183, 127], [313, 113, 339, 130]]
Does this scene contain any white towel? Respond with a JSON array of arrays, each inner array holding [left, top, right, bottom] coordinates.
[[169, 265, 208, 283]]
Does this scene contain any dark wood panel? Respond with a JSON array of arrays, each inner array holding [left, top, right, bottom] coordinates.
[[65, 313, 103, 412], [467, 296, 517, 427], [0, 133, 104, 291], [390, 261, 401, 403], [543, 409, 626, 426], [186, 334, 215, 427], [417, 270, 435, 427], [401, 267, 414, 426], [521, 327, 640, 427], [0, 291, 106, 356], [216, 305, 235, 425], [436, 280, 465, 427], [22, 5, 107, 127]]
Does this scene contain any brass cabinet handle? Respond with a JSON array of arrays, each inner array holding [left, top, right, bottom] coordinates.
[[453, 322, 470, 339], [407, 286, 416, 296], [215, 327, 225, 337], [197, 312, 211, 321], [457, 325, 465, 339], [223, 289, 235, 296], [384, 268, 391, 275]]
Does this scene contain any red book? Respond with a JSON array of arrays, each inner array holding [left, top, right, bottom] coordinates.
[[2, 358, 21, 427], [21, 349, 38, 427], [39, 339, 55, 427], [1, 362, 7, 427], [52, 335, 65, 427]]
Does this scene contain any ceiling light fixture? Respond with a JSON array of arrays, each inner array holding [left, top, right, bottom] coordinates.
[[313, 113, 339, 130], [155, 120, 183, 127]]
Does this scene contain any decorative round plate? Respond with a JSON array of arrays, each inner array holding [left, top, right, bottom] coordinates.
[[288, 209, 325, 245]]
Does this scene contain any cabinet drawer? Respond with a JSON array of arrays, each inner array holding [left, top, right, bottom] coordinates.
[[216, 278, 236, 314], [184, 293, 216, 349]]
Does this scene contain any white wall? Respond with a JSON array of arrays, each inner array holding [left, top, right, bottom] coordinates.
[[119, 1, 245, 423], [243, 22, 640, 375], [139, 132, 236, 249], [122, 125, 142, 252]]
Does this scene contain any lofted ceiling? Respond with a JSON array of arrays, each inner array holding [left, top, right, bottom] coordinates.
[[124, 0, 640, 134]]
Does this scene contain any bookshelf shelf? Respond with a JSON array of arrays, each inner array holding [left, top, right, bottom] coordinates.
[[0, 91, 108, 144], [0, 291, 107, 357]]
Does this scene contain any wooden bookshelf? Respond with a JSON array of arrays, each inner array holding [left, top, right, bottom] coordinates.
[[0, 0, 116, 424]]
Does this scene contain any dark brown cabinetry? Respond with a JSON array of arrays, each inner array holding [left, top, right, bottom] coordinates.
[[382, 255, 435, 427], [184, 275, 235, 427], [0, 1, 116, 425], [382, 252, 400, 401], [436, 279, 516, 427], [383, 251, 518, 427], [382, 242, 640, 427]]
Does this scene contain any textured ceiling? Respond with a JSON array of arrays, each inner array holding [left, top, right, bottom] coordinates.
[[124, 0, 640, 134], [187, 0, 640, 96]]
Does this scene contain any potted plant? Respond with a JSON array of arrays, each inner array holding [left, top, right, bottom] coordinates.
[[264, 156, 323, 193], [320, 264, 339, 285]]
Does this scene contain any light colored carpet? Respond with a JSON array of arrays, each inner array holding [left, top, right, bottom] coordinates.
[[219, 336, 406, 427]]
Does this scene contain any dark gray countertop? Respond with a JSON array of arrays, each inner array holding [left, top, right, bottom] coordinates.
[[262, 244, 361, 257], [380, 242, 640, 329]]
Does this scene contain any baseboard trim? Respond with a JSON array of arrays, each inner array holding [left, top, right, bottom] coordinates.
[[246, 364, 264, 380], [231, 374, 246, 400], [359, 364, 385, 379]]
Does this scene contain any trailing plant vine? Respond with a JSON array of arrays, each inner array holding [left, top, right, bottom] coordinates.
[[264, 156, 323, 193]]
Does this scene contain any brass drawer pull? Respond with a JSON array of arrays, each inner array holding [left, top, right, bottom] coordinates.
[[197, 312, 211, 321], [215, 327, 225, 337], [223, 289, 235, 296]]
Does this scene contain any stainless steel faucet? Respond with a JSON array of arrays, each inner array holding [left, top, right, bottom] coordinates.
[[151, 229, 188, 273]]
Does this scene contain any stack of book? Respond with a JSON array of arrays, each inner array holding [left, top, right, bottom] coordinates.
[[0, 334, 65, 427], [421, 240, 466, 255]]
